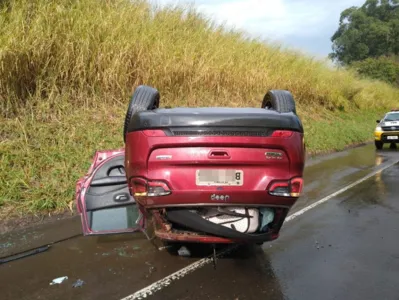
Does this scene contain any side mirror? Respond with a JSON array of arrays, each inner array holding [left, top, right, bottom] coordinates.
[[376, 120, 380, 123]]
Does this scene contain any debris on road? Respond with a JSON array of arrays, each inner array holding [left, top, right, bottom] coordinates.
[[158, 245, 173, 251], [72, 279, 85, 288], [95, 244, 142, 258], [50, 276, 68, 285], [177, 246, 191, 257], [145, 267, 156, 278], [0, 242, 13, 249], [145, 261, 157, 277]]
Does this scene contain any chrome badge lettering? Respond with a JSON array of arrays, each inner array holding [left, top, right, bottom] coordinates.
[[211, 194, 230, 201], [265, 152, 283, 159], [156, 155, 172, 160]]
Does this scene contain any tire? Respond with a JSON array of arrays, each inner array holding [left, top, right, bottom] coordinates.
[[123, 85, 160, 143], [261, 90, 296, 114], [375, 141, 383, 150]]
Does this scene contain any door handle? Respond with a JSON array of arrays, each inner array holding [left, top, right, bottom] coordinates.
[[208, 150, 230, 159], [114, 193, 130, 202]]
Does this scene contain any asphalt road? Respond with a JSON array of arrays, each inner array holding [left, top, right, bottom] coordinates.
[[1, 144, 399, 300]]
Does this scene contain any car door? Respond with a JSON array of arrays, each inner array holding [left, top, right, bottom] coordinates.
[[75, 149, 144, 235]]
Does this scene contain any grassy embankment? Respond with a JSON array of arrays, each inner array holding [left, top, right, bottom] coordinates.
[[1, 0, 399, 218]]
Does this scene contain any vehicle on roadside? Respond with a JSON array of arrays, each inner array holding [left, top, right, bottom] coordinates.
[[75, 85, 305, 252], [374, 109, 399, 150]]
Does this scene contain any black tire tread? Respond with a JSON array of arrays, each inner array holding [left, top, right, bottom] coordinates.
[[123, 85, 160, 143], [375, 141, 383, 150], [261, 90, 296, 114]]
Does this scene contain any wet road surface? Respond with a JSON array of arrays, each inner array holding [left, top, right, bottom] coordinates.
[[1, 144, 399, 300]]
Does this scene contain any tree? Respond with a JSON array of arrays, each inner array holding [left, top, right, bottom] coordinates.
[[351, 55, 399, 86], [329, 0, 399, 65]]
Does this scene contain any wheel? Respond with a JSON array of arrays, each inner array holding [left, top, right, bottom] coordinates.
[[261, 90, 296, 114], [375, 141, 383, 150], [123, 85, 160, 143]]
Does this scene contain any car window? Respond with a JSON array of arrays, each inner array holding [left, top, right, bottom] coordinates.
[[384, 114, 399, 122]]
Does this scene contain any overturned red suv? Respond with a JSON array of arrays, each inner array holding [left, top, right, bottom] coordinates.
[[75, 85, 305, 247]]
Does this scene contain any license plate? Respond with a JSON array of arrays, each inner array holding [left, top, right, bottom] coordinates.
[[387, 136, 398, 140], [196, 169, 243, 186]]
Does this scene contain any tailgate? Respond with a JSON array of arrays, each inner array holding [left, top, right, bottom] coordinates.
[[147, 147, 290, 191]]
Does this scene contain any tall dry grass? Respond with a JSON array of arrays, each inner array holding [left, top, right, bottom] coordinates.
[[1, 0, 398, 117]]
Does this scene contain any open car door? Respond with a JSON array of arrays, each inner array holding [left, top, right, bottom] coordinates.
[[75, 149, 144, 235]]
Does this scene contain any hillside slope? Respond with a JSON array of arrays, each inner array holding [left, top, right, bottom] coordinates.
[[1, 0, 398, 216]]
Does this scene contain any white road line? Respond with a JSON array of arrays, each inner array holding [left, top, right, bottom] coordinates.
[[121, 159, 399, 300], [121, 245, 238, 300], [285, 159, 398, 222]]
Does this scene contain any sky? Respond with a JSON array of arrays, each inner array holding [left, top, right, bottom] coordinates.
[[149, 0, 366, 59]]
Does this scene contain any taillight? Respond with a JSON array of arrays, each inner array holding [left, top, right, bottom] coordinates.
[[130, 177, 171, 197], [143, 130, 166, 137], [290, 177, 303, 197], [130, 177, 147, 196], [268, 181, 290, 197], [147, 181, 171, 197], [268, 177, 303, 197], [271, 130, 293, 138]]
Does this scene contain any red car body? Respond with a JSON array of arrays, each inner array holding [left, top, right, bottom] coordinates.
[[76, 107, 305, 246]]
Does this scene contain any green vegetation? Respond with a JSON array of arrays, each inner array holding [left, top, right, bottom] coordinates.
[[1, 0, 399, 217], [330, 0, 399, 86], [351, 56, 399, 86]]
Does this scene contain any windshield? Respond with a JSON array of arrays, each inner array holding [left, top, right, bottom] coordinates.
[[384, 113, 399, 122]]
